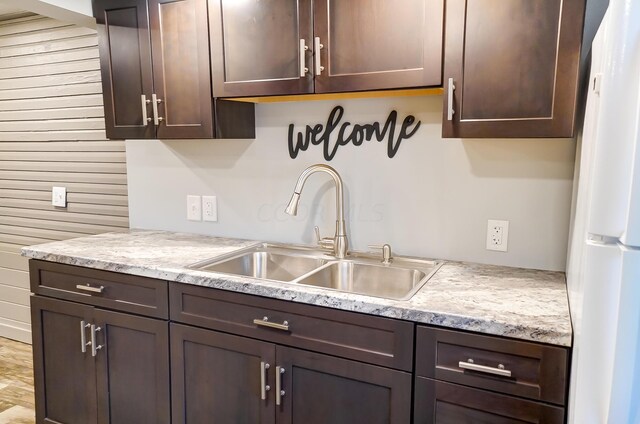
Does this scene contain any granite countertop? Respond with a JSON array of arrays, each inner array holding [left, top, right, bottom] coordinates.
[[21, 230, 572, 347]]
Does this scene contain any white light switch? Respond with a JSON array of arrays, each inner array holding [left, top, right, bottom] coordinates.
[[187, 195, 202, 221], [52, 186, 67, 207], [202, 196, 217, 222]]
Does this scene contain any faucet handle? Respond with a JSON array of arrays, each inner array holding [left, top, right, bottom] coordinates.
[[369, 244, 392, 264], [314, 226, 335, 251]]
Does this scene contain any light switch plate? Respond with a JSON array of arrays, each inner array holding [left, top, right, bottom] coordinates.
[[52, 186, 67, 207], [187, 195, 202, 221], [202, 196, 217, 222]]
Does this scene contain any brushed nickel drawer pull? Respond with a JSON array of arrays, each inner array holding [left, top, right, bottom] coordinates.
[[76, 284, 105, 294], [253, 317, 289, 331], [141, 94, 151, 124], [459, 359, 512, 377], [276, 366, 285, 406], [90, 324, 103, 357], [447, 77, 456, 121], [80, 320, 91, 353], [152, 93, 163, 125], [314, 37, 324, 75], [260, 361, 271, 400], [299, 38, 309, 77]]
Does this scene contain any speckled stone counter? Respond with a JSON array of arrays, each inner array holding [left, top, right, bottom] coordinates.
[[22, 230, 572, 347]]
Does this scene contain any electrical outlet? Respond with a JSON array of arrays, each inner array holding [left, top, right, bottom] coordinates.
[[202, 196, 217, 222], [486, 219, 509, 252], [52, 186, 67, 207], [187, 195, 202, 221]]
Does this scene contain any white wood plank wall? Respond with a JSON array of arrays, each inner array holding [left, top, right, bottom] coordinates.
[[0, 14, 129, 343]]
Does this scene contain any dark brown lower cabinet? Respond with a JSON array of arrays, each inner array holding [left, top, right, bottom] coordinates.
[[93, 308, 170, 424], [31, 296, 170, 424], [170, 324, 412, 424], [29, 261, 571, 424], [276, 346, 412, 424], [31, 296, 96, 424], [414, 377, 565, 424], [170, 323, 276, 424]]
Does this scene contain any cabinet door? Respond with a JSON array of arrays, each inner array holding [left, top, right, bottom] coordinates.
[[148, 0, 214, 138], [276, 346, 412, 424], [209, 0, 314, 97], [31, 296, 97, 424], [313, 0, 443, 93], [170, 324, 276, 424], [94, 0, 155, 140], [414, 377, 565, 423], [442, 0, 585, 138], [93, 309, 170, 424]]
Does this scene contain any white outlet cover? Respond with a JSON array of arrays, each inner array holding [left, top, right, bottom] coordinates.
[[187, 195, 202, 221], [202, 196, 217, 222], [486, 219, 509, 252], [52, 186, 67, 207]]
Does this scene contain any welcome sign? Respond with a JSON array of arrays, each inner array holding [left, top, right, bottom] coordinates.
[[287, 106, 421, 161]]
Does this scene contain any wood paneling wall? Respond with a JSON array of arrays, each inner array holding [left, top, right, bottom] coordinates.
[[0, 14, 129, 343]]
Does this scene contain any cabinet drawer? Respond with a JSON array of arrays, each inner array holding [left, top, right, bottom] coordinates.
[[29, 260, 168, 319], [414, 377, 565, 424], [170, 282, 414, 371], [416, 326, 568, 405]]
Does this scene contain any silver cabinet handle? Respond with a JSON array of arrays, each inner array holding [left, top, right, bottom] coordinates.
[[76, 284, 104, 294], [275, 366, 285, 406], [447, 77, 456, 121], [458, 359, 512, 377], [253, 317, 289, 332], [299, 39, 309, 77], [80, 320, 91, 353], [314, 37, 324, 75], [90, 324, 103, 357], [260, 361, 271, 400], [140, 94, 151, 124], [152, 93, 163, 125]]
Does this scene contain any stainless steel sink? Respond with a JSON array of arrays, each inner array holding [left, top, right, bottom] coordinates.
[[191, 244, 330, 282], [295, 259, 441, 300], [190, 243, 443, 300]]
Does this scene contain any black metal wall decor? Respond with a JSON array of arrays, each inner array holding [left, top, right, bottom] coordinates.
[[287, 105, 421, 161]]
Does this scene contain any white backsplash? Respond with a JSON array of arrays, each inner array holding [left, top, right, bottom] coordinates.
[[126, 95, 576, 271]]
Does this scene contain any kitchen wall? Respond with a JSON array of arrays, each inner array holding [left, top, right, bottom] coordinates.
[[0, 14, 128, 342], [127, 95, 576, 271]]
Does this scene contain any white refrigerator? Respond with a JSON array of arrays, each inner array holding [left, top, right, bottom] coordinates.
[[566, 0, 640, 422]]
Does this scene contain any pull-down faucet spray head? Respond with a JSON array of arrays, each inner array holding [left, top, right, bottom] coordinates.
[[285, 192, 301, 216]]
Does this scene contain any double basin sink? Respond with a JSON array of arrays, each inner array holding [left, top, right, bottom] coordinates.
[[190, 243, 443, 301]]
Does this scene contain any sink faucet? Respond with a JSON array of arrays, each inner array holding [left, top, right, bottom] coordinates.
[[285, 164, 348, 258]]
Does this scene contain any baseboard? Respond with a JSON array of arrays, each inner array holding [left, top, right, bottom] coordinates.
[[0, 319, 31, 344]]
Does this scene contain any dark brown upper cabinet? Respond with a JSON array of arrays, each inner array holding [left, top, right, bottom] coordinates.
[[209, 0, 314, 97], [313, 0, 443, 94], [94, 0, 154, 139], [94, 0, 254, 139], [209, 0, 444, 97], [442, 0, 585, 138]]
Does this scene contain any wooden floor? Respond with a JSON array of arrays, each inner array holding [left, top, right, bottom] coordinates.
[[0, 338, 35, 424]]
